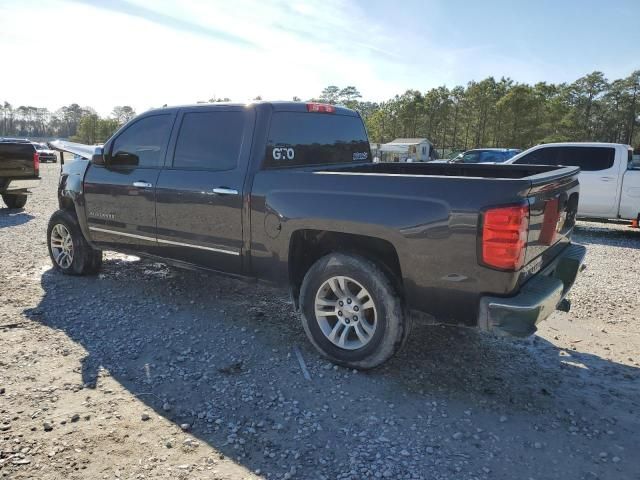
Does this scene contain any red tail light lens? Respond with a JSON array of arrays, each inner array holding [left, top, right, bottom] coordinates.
[[306, 103, 336, 113], [539, 198, 560, 245], [481, 205, 529, 270], [33, 151, 40, 175]]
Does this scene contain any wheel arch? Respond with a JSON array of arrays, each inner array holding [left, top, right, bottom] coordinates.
[[288, 229, 404, 309]]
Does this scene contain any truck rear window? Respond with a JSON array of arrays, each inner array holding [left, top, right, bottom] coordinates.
[[264, 112, 370, 168], [0, 143, 35, 157]]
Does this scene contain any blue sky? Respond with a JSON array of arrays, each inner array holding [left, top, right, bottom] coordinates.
[[1, 0, 638, 115]]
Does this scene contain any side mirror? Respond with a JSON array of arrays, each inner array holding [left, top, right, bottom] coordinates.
[[110, 150, 140, 167], [91, 147, 105, 165]]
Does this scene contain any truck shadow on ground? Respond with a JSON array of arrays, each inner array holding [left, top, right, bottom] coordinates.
[[0, 209, 34, 228], [25, 256, 640, 478]]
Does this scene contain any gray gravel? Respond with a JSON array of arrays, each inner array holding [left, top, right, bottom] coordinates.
[[1, 162, 639, 480]]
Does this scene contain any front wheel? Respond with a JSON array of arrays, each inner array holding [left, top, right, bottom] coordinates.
[[47, 209, 103, 275], [2, 194, 27, 209], [299, 253, 410, 369]]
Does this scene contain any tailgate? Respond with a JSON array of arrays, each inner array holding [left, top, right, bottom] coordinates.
[[0, 144, 35, 178], [522, 166, 580, 276]]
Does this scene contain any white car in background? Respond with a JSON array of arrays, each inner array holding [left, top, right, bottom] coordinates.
[[506, 143, 639, 225]]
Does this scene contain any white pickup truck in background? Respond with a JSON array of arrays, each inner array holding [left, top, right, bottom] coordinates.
[[506, 143, 639, 225]]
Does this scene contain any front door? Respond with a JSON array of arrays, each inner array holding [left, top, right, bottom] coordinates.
[[155, 106, 253, 274], [84, 113, 175, 253]]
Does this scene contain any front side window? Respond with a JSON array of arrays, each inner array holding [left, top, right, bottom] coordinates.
[[461, 151, 480, 163], [111, 114, 172, 168], [173, 111, 245, 170], [264, 112, 370, 168]]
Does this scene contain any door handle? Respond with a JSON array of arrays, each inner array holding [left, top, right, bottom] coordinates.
[[600, 176, 614, 182], [132, 181, 153, 188], [212, 187, 239, 195]]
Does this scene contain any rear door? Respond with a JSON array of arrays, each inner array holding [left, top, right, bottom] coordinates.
[[84, 113, 175, 253], [154, 106, 253, 274], [557, 147, 619, 217], [512, 146, 619, 218]]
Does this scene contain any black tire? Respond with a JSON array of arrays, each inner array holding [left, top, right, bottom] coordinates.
[[2, 194, 27, 209], [299, 253, 410, 369], [47, 209, 103, 275]]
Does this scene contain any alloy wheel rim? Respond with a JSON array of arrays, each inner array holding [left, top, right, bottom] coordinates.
[[50, 224, 74, 269], [314, 275, 377, 350]]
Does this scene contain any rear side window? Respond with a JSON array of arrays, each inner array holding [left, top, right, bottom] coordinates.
[[264, 113, 370, 168], [172, 111, 244, 170], [514, 146, 615, 171], [558, 147, 614, 171], [111, 114, 172, 168]]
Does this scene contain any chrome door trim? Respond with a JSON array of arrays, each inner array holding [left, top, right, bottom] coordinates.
[[212, 187, 239, 195], [156, 237, 240, 255], [89, 226, 155, 242], [88, 226, 240, 256]]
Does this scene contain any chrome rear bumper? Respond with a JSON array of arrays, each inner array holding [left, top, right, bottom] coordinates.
[[478, 243, 586, 337]]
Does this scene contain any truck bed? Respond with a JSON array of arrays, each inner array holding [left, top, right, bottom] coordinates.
[[251, 160, 580, 324], [322, 161, 571, 180]]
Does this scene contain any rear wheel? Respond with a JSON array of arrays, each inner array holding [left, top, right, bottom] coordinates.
[[47, 209, 102, 275], [299, 253, 410, 369], [2, 194, 27, 209]]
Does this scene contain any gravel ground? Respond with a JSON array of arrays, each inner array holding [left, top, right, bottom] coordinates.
[[1, 162, 639, 480]]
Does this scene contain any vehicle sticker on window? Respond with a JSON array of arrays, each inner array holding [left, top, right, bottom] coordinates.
[[353, 151, 369, 161], [272, 147, 295, 161]]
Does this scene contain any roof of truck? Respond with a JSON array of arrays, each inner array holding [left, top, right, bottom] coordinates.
[[144, 101, 359, 117]]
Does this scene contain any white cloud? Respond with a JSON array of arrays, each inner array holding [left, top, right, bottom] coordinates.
[[1, 0, 599, 117], [0, 0, 417, 115]]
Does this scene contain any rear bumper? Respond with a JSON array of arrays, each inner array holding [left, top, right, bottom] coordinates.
[[478, 243, 586, 337], [1, 177, 41, 193]]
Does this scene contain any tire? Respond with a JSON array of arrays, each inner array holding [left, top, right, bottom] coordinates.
[[47, 209, 103, 275], [299, 253, 410, 369], [2, 194, 27, 209]]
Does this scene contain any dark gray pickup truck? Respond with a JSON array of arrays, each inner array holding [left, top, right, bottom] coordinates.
[[48, 102, 586, 368], [0, 138, 41, 208]]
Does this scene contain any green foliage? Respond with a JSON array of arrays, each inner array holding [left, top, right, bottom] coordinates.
[[316, 70, 640, 152], [76, 114, 120, 144], [0, 103, 135, 142]]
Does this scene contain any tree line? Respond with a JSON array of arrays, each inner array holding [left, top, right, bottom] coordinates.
[[3, 69, 638, 151], [0, 103, 136, 144], [317, 70, 640, 153]]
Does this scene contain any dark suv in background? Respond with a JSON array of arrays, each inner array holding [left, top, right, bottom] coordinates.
[[0, 138, 41, 208]]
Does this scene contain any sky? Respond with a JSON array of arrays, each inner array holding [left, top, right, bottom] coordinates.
[[1, 0, 639, 116]]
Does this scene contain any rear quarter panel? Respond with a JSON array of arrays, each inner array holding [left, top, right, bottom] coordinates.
[[249, 169, 535, 324]]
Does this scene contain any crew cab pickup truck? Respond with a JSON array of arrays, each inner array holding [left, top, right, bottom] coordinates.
[[0, 138, 41, 208], [48, 102, 586, 369], [507, 143, 639, 225]]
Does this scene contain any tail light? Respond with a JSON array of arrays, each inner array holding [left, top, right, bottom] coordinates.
[[306, 103, 335, 113], [33, 151, 40, 175], [539, 198, 560, 245], [481, 204, 529, 270]]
